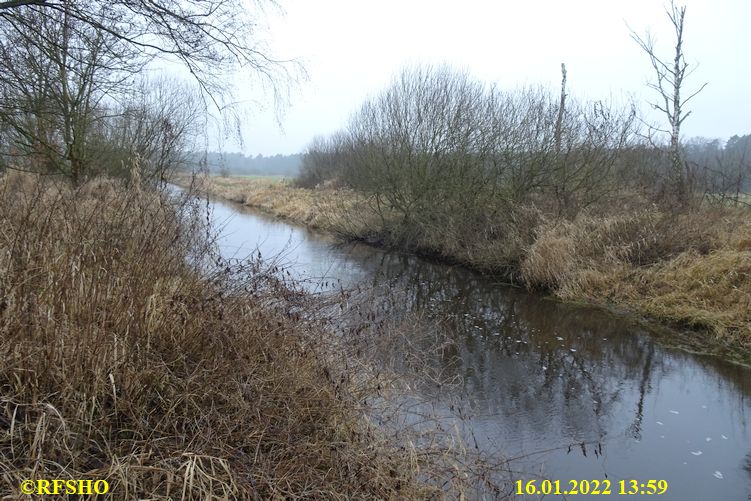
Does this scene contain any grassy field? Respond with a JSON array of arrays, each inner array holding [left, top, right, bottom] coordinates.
[[181, 174, 751, 358], [1, 172, 502, 499], [214, 174, 289, 182]]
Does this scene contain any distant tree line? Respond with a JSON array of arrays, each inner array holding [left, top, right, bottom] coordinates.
[[188, 152, 302, 177], [684, 135, 751, 203]]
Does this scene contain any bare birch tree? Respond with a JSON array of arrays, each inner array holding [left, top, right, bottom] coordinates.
[[630, 0, 707, 207]]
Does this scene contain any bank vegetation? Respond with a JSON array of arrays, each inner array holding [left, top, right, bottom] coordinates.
[[190, 62, 751, 354]]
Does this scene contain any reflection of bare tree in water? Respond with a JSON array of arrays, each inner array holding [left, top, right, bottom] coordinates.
[[344, 252, 655, 442], [626, 342, 655, 440], [333, 243, 751, 492], [438, 292, 669, 439]]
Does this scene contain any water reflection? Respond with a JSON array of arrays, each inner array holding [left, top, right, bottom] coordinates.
[[208, 195, 751, 500]]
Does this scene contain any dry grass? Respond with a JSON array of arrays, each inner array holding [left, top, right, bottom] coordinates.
[[607, 247, 751, 346], [174, 173, 383, 237], [521, 207, 724, 290], [521, 208, 751, 348], [0, 172, 504, 499]]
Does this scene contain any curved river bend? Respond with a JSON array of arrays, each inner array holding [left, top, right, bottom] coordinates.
[[206, 194, 751, 500]]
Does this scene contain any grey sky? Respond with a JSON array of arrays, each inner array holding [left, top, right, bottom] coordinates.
[[225, 0, 750, 155]]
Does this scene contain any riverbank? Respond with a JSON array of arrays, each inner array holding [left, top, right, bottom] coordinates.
[[180, 174, 751, 360], [0, 172, 499, 499]]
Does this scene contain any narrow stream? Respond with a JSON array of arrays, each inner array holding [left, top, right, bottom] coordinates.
[[207, 193, 751, 500]]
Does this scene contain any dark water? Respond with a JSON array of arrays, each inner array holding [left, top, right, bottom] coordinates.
[[208, 195, 751, 500]]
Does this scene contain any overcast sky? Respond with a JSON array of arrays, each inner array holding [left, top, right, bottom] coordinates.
[[222, 0, 750, 156]]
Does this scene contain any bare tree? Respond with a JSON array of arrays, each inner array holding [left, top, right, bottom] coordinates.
[[343, 65, 498, 237], [554, 63, 568, 155], [0, 4, 143, 183], [630, 0, 707, 207], [0, 3, 207, 184], [0, 0, 299, 102], [0, 0, 297, 183], [92, 76, 204, 183]]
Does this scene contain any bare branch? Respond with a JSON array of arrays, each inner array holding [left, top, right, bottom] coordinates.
[[629, 0, 707, 206], [0, 0, 302, 104]]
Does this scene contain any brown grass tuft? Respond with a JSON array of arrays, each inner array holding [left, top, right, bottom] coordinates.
[[616, 249, 751, 344], [522, 208, 751, 347]]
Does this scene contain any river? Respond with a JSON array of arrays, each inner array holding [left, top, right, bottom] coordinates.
[[204, 192, 751, 500]]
